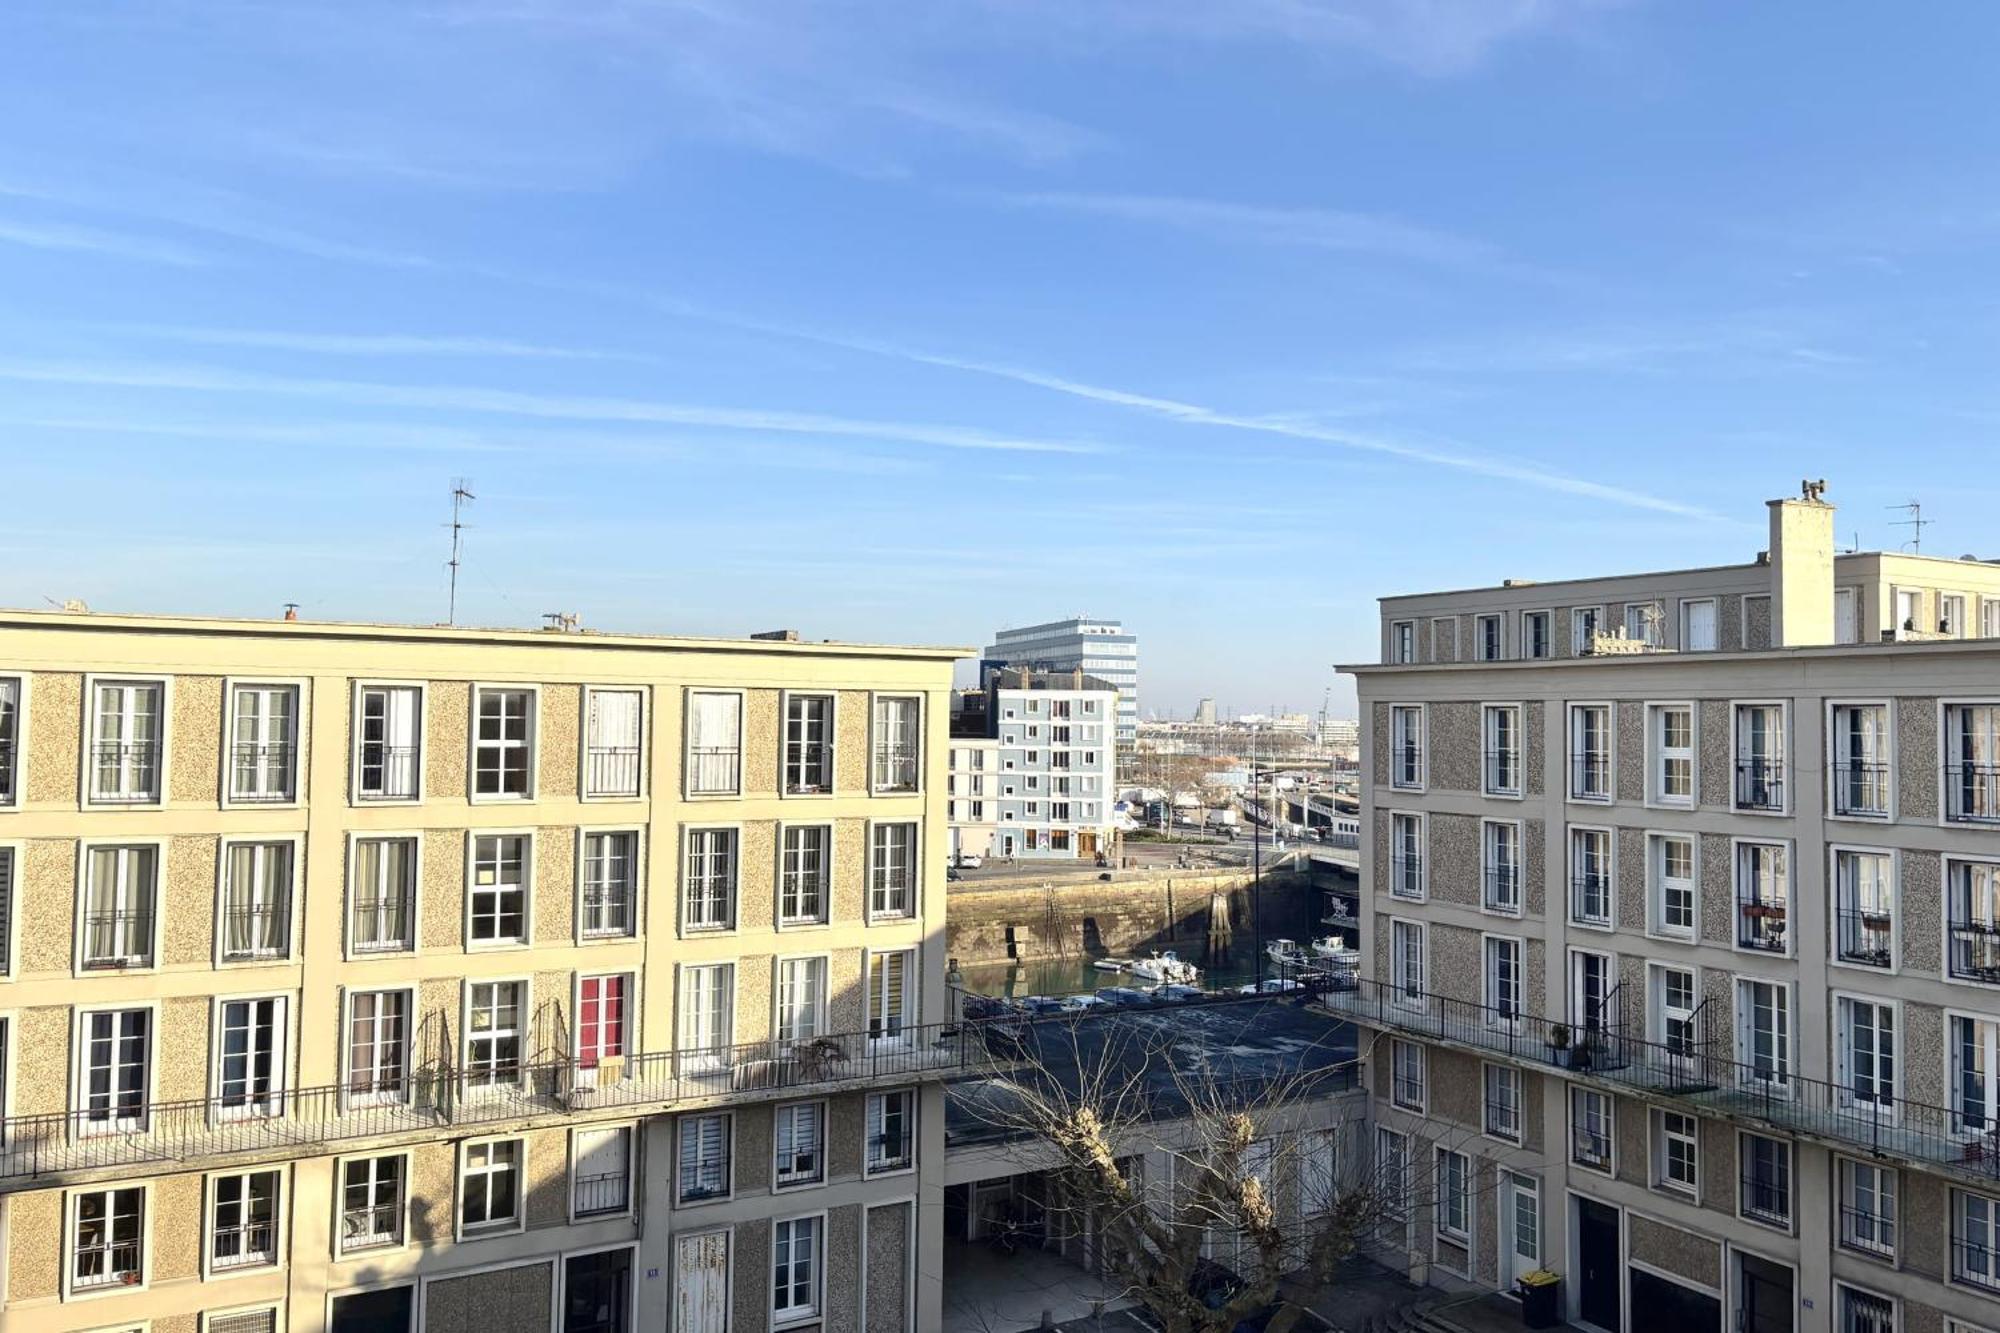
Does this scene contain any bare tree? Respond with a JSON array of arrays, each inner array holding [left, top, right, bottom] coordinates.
[[955, 1004, 1472, 1333]]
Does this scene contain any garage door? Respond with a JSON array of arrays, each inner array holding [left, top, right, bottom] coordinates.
[[1631, 1269, 1720, 1333]]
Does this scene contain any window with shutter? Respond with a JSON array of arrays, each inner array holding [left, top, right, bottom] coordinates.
[[585, 688, 644, 797], [775, 1102, 824, 1186], [678, 1113, 731, 1202]]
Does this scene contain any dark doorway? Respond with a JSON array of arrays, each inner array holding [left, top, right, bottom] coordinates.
[[329, 1285, 415, 1333], [1632, 1270, 1719, 1333], [1576, 1197, 1621, 1331], [564, 1247, 634, 1333], [1739, 1254, 1794, 1333]]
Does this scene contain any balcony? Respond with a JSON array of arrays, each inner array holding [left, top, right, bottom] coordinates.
[[1320, 977, 2000, 1191], [1947, 763, 2000, 825], [1735, 758, 1785, 812], [0, 1017, 1006, 1191], [1832, 760, 1890, 817], [78, 911, 153, 970], [228, 743, 296, 803], [688, 746, 742, 795], [585, 746, 642, 798]]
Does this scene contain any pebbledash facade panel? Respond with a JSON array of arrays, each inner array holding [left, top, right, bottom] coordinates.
[[0, 608, 964, 1333], [1340, 489, 2000, 1333]]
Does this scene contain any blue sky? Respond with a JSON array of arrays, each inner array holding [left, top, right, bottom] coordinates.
[[4, 2, 1998, 716]]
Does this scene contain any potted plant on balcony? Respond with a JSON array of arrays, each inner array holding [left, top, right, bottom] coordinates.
[[1545, 1025, 1571, 1064]]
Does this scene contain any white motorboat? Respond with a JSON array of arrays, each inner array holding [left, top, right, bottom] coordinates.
[[1092, 958, 1131, 973], [1265, 938, 1309, 969], [1128, 950, 1200, 985], [1311, 935, 1356, 960]]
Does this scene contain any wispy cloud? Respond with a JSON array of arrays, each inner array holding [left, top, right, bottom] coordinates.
[[0, 358, 1104, 456], [982, 191, 1508, 270], [102, 324, 651, 362], [0, 217, 210, 266]]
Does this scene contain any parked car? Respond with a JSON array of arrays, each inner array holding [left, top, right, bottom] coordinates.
[[956, 853, 984, 869]]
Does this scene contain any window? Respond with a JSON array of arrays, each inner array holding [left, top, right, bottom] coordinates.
[[1835, 850, 1894, 968], [1837, 587, 1860, 644], [1390, 919, 1425, 1008], [1681, 598, 1718, 651], [217, 996, 285, 1118], [1474, 615, 1502, 662], [678, 1113, 732, 1202], [1840, 1287, 1896, 1333], [1389, 812, 1424, 900], [773, 1215, 822, 1321], [1435, 1148, 1469, 1241], [0, 674, 18, 807], [1988, 599, 2000, 640], [1482, 820, 1519, 913], [1570, 1087, 1611, 1171], [1650, 704, 1693, 806], [1952, 1015, 2000, 1133], [684, 828, 738, 932], [1738, 980, 1791, 1091], [472, 686, 534, 798], [1653, 1110, 1698, 1195], [573, 1125, 631, 1218], [1649, 835, 1696, 940], [228, 683, 298, 803], [1571, 950, 1613, 1038], [1571, 607, 1602, 654], [1483, 1064, 1520, 1141], [1625, 601, 1663, 646], [468, 833, 529, 946], [1522, 611, 1551, 660], [1568, 704, 1610, 800], [81, 843, 157, 969], [680, 963, 734, 1068], [1895, 588, 1922, 638], [775, 1102, 826, 1187], [785, 694, 834, 794], [210, 1170, 280, 1272], [348, 836, 415, 954], [1389, 621, 1416, 664], [459, 1138, 522, 1234], [1484, 936, 1521, 1023], [780, 825, 830, 926], [578, 974, 628, 1070], [868, 950, 914, 1045], [79, 1007, 150, 1133], [871, 695, 920, 793], [340, 1155, 404, 1252], [70, 1186, 144, 1291], [867, 1089, 915, 1174], [1946, 594, 1969, 637], [1840, 1159, 1897, 1257], [1734, 703, 1786, 811], [580, 830, 637, 939], [465, 981, 523, 1091], [1948, 704, 2000, 824], [869, 822, 917, 918], [1482, 704, 1520, 795], [1740, 1133, 1792, 1226], [686, 691, 742, 796], [1831, 704, 1890, 817], [1389, 706, 1424, 789], [0, 846, 12, 977], [1390, 1039, 1424, 1110], [776, 957, 826, 1046], [1951, 861, 2000, 983], [1570, 828, 1611, 927], [346, 990, 409, 1106], [1375, 1128, 1410, 1218], [1651, 965, 1699, 1067], [1957, 1189, 2000, 1290], [88, 678, 163, 804], [354, 683, 421, 800], [584, 687, 644, 798], [221, 840, 292, 962], [1736, 841, 1789, 953]]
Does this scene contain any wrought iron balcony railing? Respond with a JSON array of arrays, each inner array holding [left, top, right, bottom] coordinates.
[[1320, 976, 2000, 1189], [1568, 753, 1611, 800], [219, 904, 290, 961], [571, 1170, 630, 1217], [228, 743, 296, 802], [872, 745, 919, 793], [585, 746, 642, 798], [1947, 763, 2000, 825], [1831, 760, 1890, 817], [90, 741, 160, 803], [78, 911, 154, 969], [1835, 907, 1894, 968], [784, 742, 834, 795], [356, 744, 420, 800], [1481, 749, 1520, 796], [688, 746, 742, 795], [1482, 866, 1519, 913], [1735, 758, 1785, 811]]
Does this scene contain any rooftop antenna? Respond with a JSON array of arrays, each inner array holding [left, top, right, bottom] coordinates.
[[1887, 499, 1929, 554], [446, 479, 476, 625]]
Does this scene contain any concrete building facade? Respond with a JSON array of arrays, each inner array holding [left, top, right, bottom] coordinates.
[[1339, 488, 2000, 1333], [945, 737, 999, 862], [950, 669, 1117, 861], [0, 608, 966, 1333], [983, 619, 1137, 747]]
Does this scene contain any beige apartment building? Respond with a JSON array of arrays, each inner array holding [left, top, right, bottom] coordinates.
[[0, 609, 968, 1333], [1338, 489, 2000, 1333]]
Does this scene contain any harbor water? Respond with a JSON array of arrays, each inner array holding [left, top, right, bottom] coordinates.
[[957, 943, 1274, 1000]]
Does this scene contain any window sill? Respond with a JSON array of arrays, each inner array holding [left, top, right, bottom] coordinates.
[[580, 791, 645, 803], [457, 1220, 525, 1242]]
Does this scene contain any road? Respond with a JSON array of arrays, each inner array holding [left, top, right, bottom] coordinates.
[[946, 837, 1314, 887]]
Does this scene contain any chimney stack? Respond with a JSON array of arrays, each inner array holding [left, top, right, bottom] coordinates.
[[1768, 480, 1836, 647]]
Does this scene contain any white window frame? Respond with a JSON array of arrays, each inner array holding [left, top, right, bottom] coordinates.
[[1651, 1108, 1699, 1198], [682, 824, 741, 934], [781, 690, 838, 797], [343, 832, 420, 959], [1647, 962, 1701, 1073], [1730, 699, 1790, 816], [1389, 917, 1427, 1012], [1833, 993, 1898, 1120], [1827, 699, 1895, 821], [1831, 844, 1896, 972], [465, 829, 533, 950], [1473, 614, 1504, 662], [82, 673, 170, 807], [456, 1135, 527, 1239], [64, 1181, 149, 1298], [579, 684, 647, 802], [342, 986, 415, 1110], [867, 819, 919, 921], [1571, 606, 1604, 655], [1733, 836, 1793, 958], [205, 1165, 285, 1279], [774, 953, 830, 1048], [678, 961, 737, 1074], [576, 826, 642, 943], [575, 971, 632, 1077], [468, 682, 539, 803], [777, 822, 832, 929], [74, 838, 165, 974], [1521, 609, 1552, 660], [1679, 597, 1719, 652], [676, 1110, 735, 1205], [773, 1099, 828, 1190], [1838, 1157, 1897, 1260], [72, 1001, 157, 1136], [335, 1151, 409, 1255], [221, 678, 303, 808], [1945, 594, 1970, 638], [1646, 832, 1697, 942], [1646, 701, 1696, 809], [1390, 1038, 1425, 1113], [1948, 1009, 2000, 1136], [0, 840, 18, 979], [1570, 1086, 1613, 1174], [461, 977, 529, 1095], [1388, 704, 1426, 792], [1956, 1188, 2000, 1291], [866, 947, 917, 1049], [1946, 857, 2000, 988], [1738, 1131, 1793, 1229], [866, 1088, 917, 1177], [1566, 701, 1613, 803], [349, 679, 425, 805], [869, 692, 923, 795], [1435, 1147, 1471, 1243], [685, 687, 745, 799], [0, 671, 25, 811], [1569, 946, 1615, 1038], [1941, 699, 2000, 828], [1388, 620, 1417, 664], [1481, 817, 1522, 916], [210, 991, 288, 1123], [1482, 1062, 1521, 1143], [569, 1123, 635, 1222], [1482, 932, 1523, 1029], [1624, 599, 1665, 647], [1482, 703, 1522, 798], [215, 834, 300, 966], [1569, 825, 1614, 930], [1838, 1284, 1898, 1333], [1388, 810, 1426, 902], [772, 1211, 826, 1325], [1735, 976, 1793, 1096]]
